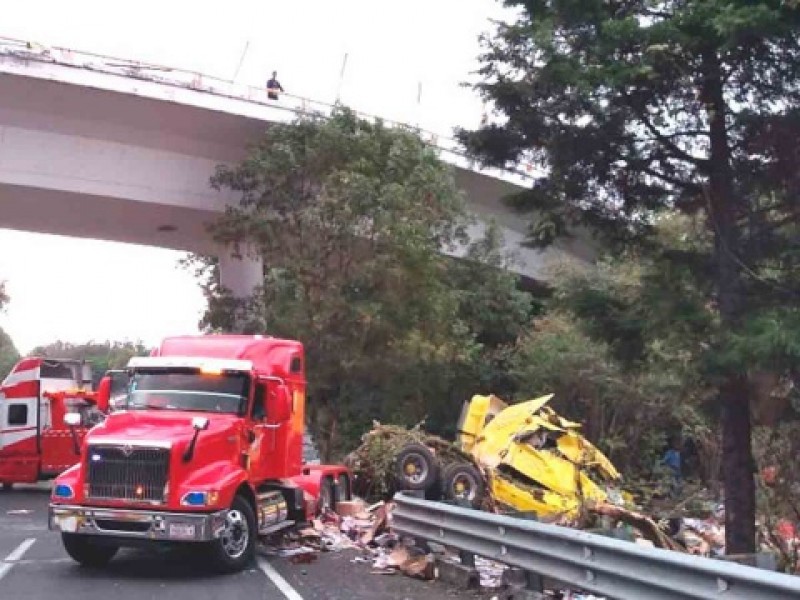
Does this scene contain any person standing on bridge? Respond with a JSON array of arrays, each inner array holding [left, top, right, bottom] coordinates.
[[267, 71, 284, 100]]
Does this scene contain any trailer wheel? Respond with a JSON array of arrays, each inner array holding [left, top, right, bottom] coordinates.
[[62, 534, 118, 567], [441, 462, 485, 508], [394, 443, 440, 491], [207, 494, 256, 573]]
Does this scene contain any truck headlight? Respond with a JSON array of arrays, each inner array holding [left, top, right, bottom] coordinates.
[[181, 490, 219, 506], [53, 484, 74, 499]]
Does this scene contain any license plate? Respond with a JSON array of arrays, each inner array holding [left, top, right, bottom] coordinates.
[[169, 523, 196, 539]]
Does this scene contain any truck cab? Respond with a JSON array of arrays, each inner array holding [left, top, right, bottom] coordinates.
[[0, 357, 104, 489], [48, 334, 350, 572]]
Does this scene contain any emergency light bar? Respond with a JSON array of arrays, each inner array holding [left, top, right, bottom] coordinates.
[[126, 356, 254, 373]]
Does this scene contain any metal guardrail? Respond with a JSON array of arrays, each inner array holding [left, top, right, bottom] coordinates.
[[0, 35, 537, 187], [392, 492, 800, 600]]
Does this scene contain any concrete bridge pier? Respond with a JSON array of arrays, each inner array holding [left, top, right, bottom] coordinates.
[[218, 249, 263, 299], [215, 249, 265, 334]]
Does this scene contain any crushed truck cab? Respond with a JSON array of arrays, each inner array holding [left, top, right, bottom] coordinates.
[[48, 335, 350, 572], [457, 393, 623, 518]]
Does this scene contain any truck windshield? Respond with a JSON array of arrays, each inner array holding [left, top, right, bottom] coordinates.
[[127, 370, 249, 415]]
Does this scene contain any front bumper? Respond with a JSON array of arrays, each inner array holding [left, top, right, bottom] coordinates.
[[48, 504, 227, 542]]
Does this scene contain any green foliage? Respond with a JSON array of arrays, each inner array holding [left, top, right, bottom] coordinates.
[[0, 280, 8, 311], [0, 282, 19, 380], [198, 108, 537, 459], [0, 327, 20, 381], [719, 308, 800, 372], [511, 251, 717, 478], [28, 340, 150, 384], [461, 0, 800, 552]]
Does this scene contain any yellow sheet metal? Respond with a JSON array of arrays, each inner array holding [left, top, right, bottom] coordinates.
[[457, 394, 509, 453], [471, 395, 554, 463], [460, 392, 623, 517], [489, 473, 578, 517], [556, 431, 621, 480]]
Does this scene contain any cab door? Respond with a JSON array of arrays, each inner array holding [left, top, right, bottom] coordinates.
[[247, 377, 292, 482], [246, 380, 269, 482], [0, 385, 41, 483]]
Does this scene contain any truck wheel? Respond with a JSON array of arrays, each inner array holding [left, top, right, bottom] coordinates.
[[208, 495, 256, 573], [394, 443, 440, 491], [62, 534, 118, 567], [318, 476, 335, 513], [1, 483, 12, 492], [441, 463, 485, 508]]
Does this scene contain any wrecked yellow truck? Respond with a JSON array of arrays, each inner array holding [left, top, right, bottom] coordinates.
[[346, 393, 625, 520], [454, 393, 623, 518]]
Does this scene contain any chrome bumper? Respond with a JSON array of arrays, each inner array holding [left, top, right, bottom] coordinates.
[[48, 504, 227, 542]]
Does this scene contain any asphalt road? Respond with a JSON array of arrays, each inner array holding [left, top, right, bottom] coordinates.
[[0, 484, 486, 600]]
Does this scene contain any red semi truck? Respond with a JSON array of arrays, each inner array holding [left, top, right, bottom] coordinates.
[[47, 335, 351, 572], [0, 357, 112, 489]]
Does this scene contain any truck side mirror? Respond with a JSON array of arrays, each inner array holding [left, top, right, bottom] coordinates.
[[95, 376, 112, 413], [265, 379, 292, 423], [64, 412, 82, 455]]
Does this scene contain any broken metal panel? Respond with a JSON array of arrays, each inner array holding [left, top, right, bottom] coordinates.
[[461, 392, 623, 518], [489, 472, 578, 516], [556, 431, 621, 481]]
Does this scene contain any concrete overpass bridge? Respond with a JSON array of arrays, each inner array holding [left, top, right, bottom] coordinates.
[[0, 36, 591, 297]]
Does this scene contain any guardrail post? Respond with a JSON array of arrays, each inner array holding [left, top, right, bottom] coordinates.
[[459, 549, 475, 568], [435, 551, 480, 590], [525, 571, 544, 593]]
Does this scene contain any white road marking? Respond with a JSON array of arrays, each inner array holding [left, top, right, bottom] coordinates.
[[0, 538, 36, 581], [257, 557, 305, 600]]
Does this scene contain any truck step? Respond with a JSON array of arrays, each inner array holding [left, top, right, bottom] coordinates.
[[258, 519, 295, 536]]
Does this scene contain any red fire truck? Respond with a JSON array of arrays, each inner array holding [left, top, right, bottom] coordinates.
[[47, 335, 351, 572], [0, 357, 111, 490]]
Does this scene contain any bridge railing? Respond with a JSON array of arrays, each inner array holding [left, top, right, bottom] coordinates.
[[0, 35, 535, 187]]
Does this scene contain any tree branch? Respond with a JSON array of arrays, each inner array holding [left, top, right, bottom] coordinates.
[[623, 156, 702, 191], [636, 112, 711, 167], [620, 91, 711, 167], [640, 165, 701, 191], [743, 212, 800, 239], [641, 129, 709, 142]]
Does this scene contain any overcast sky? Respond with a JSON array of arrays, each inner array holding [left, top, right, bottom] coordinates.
[[0, 0, 510, 354]]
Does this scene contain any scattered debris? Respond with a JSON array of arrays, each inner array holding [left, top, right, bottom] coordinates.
[[335, 499, 368, 517], [271, 391, 800, 593], [591, 502, 683, 551], [474, 556, 506, 589]]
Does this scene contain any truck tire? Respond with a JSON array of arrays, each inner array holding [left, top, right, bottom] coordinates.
[[207, 494, 256, 573], [62, 533, 118, 567], [394, 443, 440, 491], [441, 462, 485, 508], [1, 483, 12, 492]]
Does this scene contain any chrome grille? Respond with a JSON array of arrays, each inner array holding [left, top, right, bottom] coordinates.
[[86, 444, 170, 503]]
